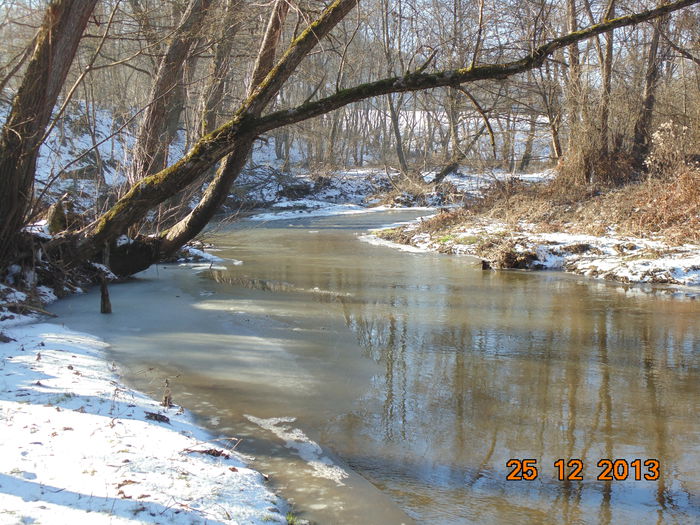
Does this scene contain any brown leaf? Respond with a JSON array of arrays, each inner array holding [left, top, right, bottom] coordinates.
[[117, 479, 139, 489], [0, 332, 16, 343], [184, 448, 230, 459], [144, 412, 170, 424]]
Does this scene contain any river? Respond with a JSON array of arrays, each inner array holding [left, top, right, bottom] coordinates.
[[51, 211, 700, 524]]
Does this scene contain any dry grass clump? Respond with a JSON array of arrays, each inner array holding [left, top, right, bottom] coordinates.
[[473, 235, 538, 269], [375, 226, 415, 244], [370, 174, 427, 204], [413, 208, 474, 233], [385, 120, 700, 248], [622, 169, 700, 242], [644, 121, 692, 179], [554, 148, 636, 189], [618, 121, 700, 242], [416, 165, 700, 245], [375, 176, 466, 206]]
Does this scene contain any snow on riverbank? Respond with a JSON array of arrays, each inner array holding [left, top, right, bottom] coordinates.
[[248, 200, 437, 222], [0, 320, 287, 524], [245, 168, 553, 221], [365, 217, 700, 292], [249, 201, 372, 221]]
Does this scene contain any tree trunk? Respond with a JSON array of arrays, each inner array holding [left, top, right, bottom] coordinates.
[[518, 116, 537, 171], [199, 0, 241, 136], [600, 0, 616, 157], [387, 95, 411, 176], [162, 0, 291, 256], [0, 0, 97, 265], [446, 87, 461, 162], [632, 13, 667, 168], [128, 0, 214, 184], [432, 125, 486, 184], [565, 0, 583, 137]]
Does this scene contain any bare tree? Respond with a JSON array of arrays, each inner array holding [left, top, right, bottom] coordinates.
[[632, 6, 670, 167], [2, 0, 698, 276], [128, 0, 215, 183], [0, 0, 98, 265]]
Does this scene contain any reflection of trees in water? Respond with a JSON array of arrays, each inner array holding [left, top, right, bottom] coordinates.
[[210, 269, 346, 302], [210, 255, 698, 521], [337, 277, 700, 523], [210, 270, 296, 292]]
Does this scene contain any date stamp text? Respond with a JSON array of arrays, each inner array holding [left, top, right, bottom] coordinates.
[[506, 458, 660, 481]]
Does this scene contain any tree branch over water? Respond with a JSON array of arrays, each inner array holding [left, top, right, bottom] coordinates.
[[252, 0, 700, 133], [74, 0, 699, 265]]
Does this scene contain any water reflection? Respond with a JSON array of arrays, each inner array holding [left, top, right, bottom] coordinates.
[[50, 212, 700, 524], [322, 270, 700, 524], [208, 215, 699, 524]]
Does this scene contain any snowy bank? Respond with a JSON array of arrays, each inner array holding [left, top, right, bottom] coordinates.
[[244, 168, 553, 221], [367, 217, 700, 293], [0, 321, 287, 524]]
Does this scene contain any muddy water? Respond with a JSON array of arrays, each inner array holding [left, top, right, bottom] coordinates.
[[51, 211, 700, 524]]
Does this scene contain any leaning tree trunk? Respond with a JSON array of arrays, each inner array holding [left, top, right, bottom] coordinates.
[[160, 0, 303, 256], [0, 0, 97, 267], [160, 0, 291, 255]]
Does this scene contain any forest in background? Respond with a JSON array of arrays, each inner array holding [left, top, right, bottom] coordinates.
[[0, 0, 699, 296]]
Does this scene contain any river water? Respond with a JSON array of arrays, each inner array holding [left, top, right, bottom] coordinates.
[[51, 211, 700, 524]]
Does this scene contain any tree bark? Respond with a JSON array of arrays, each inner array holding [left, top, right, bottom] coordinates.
[[199, 0, 242, 136], [518, 116, 537, 171], [128, 0, 214, 184], [387, 95, 411, 176], [0, 0, 97, 265], [446, 88, 461, 162], [599, 0, 616, 157], [160, 0, 292, 255], [565, 0, 583, 138], [632, 11, 668, 168]]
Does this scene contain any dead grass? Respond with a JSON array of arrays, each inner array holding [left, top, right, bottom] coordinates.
[[413, 208, 474, 233], [621, 169, 700, 242], [403, 165, 700, 245]]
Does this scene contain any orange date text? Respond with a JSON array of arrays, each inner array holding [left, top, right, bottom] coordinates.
[[506, 458, 660, 481]]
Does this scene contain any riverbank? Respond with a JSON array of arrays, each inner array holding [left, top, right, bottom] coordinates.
[[0, 315, 288, 524], [368, 215, 700, 292], [365, 171, 700, 294]]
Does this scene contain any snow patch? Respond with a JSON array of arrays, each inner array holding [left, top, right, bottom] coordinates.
[[0, 323, 286, 524], [374, 216, 700, 293], [245, 415, 349, 486]]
